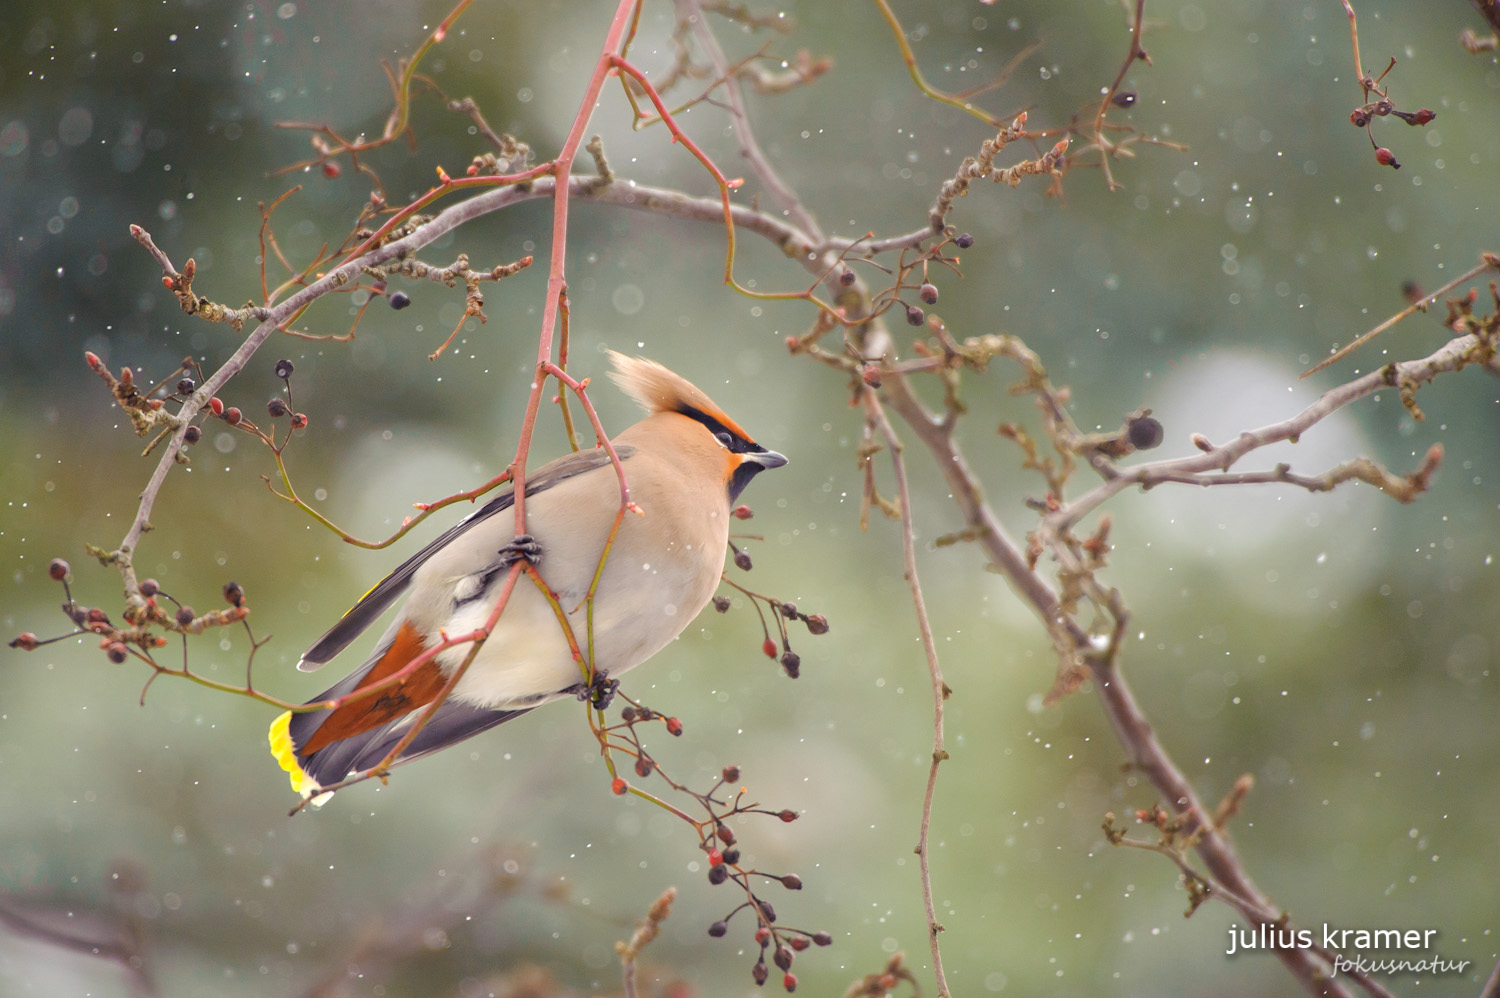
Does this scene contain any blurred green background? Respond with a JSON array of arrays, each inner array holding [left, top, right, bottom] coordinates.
[[2, 1, 1498, 996]]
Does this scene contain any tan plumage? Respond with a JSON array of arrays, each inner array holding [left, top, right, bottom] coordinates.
[[269, 353, 786, 798]]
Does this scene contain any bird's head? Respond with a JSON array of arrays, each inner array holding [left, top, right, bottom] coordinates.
[[608, 351, 787, 502]]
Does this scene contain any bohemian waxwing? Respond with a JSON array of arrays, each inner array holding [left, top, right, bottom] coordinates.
[[269, 351, 786, 799]]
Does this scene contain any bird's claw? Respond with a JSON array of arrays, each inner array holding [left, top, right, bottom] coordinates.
[[496, 534, 543, 568], [581, 673, 619, 710]]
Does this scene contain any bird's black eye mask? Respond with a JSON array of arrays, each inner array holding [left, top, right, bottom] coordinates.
[[676, 403, 764, 455], [676, 404, 781, 503]]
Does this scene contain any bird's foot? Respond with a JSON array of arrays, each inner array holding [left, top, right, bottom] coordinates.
[[496, 534, 543, 568], [578, 672, 618, 711]]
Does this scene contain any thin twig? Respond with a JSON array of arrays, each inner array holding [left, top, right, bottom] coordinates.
[[861, 387, 952, 998]]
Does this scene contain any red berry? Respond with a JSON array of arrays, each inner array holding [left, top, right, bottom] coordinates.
[[778, 809, 798, 823], [716, 824, 736, 844], [10, 633, 39, 651], [208, 397, 224, 416], [708, 848, 724, 867], [222, 407, 242, 426], [783, 973, 797, 992], [84, 351, 102, 369], [762, 638, 777, 659], [755, 927, 771, 946], [290, 412, 309, 430], [666, 716, 683, 736], [48, 558, 70, 581], [321, 161, 341, 178], [1412, 108, 1435, 125], [1350, 109, 1370, 127], [732, 505, 754, 520], [634, 756, 653, 777], [789, 937, 809, 951], [1374, 147, 1400, 169], [611, 777, 627, 795]]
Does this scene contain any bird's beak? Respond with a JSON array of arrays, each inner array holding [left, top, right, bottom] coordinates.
[[747, 449, 788, 470]]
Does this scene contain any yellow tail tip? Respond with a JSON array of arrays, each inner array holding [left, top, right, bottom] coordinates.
[[268, 711, 321, 798]]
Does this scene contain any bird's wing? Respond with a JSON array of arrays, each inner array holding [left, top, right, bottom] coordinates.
[[291, 697, 536, 790], [299, 445, 635, 671]]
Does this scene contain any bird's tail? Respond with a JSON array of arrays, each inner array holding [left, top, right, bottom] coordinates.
[[269, 700, 533, 801]]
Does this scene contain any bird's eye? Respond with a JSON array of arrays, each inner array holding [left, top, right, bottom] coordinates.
[[715, 431, 734, 450]]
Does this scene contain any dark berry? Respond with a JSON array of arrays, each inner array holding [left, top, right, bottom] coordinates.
[[1410, 108, 1436, 125], [289, 412, 309, 430], [48, 558, 70, 581], [780, 602, 797, 618], [735, 549, 753, 571], [780, 874, 803, 890], [708, 864, 729, 885], [780, 651, 801, 678], [778, 809, 798, 823], [223, 407, 242, 426], [86, 608, 110, 625], [722, 765, 741, 783], [183, 425, 202, 445], [1112, 90, 1137, 107], [176, 378, 196, 394], [774, 947, 793, 971], [223, 581, 244, 607], [267, 398, 288, 418], [1350, 109, 1370, 127], [753, 963, 769, 986], [713, 596, 731, 613], [634, 756, 653, 777], [175, 606, 194, 626], [905, 305, 925, 326], [106, 642, 128, 664], [388, 290, 411, 310], [717, 824, 736, 844], [812, 931, 833, 946], [722, 847, 740, 865], [804, 614, 829, 635], [708, 921, 728, 938], [621, 706, 638, 722], [139, 579, 159, 597], [1127, 415, 1164, 450], [954, 232, 975, 249], [760, 903, 776, 923], [274, 359, 294, 379], [839, 269, 857, 286], [919, 283, 938, 305]]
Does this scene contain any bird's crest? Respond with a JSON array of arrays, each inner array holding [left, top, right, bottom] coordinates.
[[607, 351, 753, 442]]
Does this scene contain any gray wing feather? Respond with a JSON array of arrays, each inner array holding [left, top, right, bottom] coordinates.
[[298, 446, 634, 671]]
